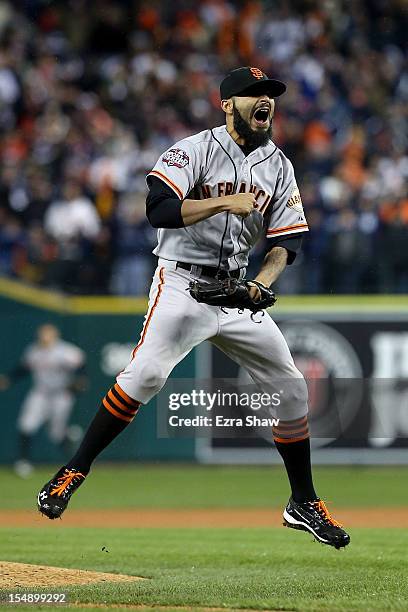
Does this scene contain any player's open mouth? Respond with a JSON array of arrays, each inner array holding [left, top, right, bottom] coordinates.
[[252, 107, 270, 128]]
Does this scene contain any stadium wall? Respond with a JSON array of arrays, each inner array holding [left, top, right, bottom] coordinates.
[[0, 279, 195, 464], [0, 277, 407, 464]]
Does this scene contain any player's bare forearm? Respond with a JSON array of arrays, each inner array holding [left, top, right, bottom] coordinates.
[[181, 197, 226, 226], [254, 246, 288, 287], [181, 193, 256, 226]]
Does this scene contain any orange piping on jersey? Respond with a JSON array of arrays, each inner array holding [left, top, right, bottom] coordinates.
[[148, 170, 184, 200], [267, 223, 309, 236], [102, 397, 134, 422], [131, 267, 165, 360]]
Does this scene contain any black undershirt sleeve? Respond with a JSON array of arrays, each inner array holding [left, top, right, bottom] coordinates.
[[146, 175, 305, 264], [146, 176, 184, 229], [268, 234, 305, 265]]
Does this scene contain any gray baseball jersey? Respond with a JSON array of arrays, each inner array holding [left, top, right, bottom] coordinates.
[[22, 340, 85, 392], [147, 125, 308, 270]]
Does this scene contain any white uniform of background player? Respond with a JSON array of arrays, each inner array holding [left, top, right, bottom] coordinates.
[[0, 324, 85, 476]]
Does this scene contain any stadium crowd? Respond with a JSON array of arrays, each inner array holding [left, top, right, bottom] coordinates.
[[0, 0, 406, 295]]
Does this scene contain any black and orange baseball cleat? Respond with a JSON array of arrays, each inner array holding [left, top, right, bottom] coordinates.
[[37, 467, 86, 519], [283, 497, 350, 549]]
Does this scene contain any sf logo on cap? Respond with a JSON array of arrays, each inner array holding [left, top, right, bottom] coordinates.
[[250, 67, 264, 79]]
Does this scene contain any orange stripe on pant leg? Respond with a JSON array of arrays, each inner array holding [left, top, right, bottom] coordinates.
[[273, 423, 308, 433], [107, 390, 138, 415], [272, 421, 308, 434], [102, 397, 134, 423], [113, 383, 141, 408], [131, 267, 165, 360], [272, 427, 309, 439], [273, 415, 309, 443], [275, 416, 307, 429], [274, 433, 310, 444]]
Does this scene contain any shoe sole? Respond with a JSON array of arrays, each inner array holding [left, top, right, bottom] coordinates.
[[37, 492, 63, 520], [283, 509, 349, 549]]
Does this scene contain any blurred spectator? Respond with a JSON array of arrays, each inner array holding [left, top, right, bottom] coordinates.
[[378, 197, 408, 293], [0, 210, 25, 276], [44, 181, 101, 242], [0, 0, 406, 295], [110, 193, 156, 295], [44, 180, 102, 292]]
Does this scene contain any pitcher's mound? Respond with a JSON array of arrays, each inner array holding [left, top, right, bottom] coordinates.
[[0, 561, 145, 588]]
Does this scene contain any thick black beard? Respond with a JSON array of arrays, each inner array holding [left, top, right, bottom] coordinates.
[[233, 106, 272, 149]]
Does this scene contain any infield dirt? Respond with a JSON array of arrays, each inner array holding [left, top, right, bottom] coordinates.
[[0, 561, 145, 588], [0, 507, 405, 528]]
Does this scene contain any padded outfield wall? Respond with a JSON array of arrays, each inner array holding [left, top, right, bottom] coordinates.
[[0, 276, 407, 465], [0, 277, 196, 464]]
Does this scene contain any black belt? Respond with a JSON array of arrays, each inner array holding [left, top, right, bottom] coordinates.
[[176, 261, 242, 279]]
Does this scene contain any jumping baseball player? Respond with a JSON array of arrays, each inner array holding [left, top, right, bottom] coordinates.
[[37, 67, 350, 549], [0, 324, 86, 477]]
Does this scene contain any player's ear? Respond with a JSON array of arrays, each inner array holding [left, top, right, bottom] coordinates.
[[221, 98, 233, 116]]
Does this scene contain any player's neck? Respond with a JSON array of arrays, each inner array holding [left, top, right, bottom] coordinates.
[[226, 124, 246, 146], [226, 125, 259, 157]]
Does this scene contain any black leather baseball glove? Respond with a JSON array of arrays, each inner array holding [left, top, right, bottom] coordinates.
[[188, 278, 277, 314]]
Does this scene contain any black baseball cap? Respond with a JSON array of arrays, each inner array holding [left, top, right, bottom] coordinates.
[[220, 67, 286, 100]]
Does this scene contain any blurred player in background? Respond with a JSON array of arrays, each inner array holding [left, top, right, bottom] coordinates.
[[0, 324, 86, 477]]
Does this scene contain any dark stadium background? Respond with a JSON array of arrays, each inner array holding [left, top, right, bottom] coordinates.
[[0, 0, 406, 296]]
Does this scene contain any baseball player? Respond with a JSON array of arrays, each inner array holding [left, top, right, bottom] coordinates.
[[0, 324, 86, 477], [37, 67, 350, 549]]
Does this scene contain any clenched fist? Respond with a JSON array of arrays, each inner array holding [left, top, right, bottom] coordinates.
[[223, 193, 257, 218]]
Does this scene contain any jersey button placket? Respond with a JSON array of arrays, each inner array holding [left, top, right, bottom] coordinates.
[[241, 159, 248, 180]]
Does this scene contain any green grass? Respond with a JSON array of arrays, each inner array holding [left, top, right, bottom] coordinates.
[[1, 465, 407, 611], [1, 464, 408, 510], [1, 527, 408, 611]]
